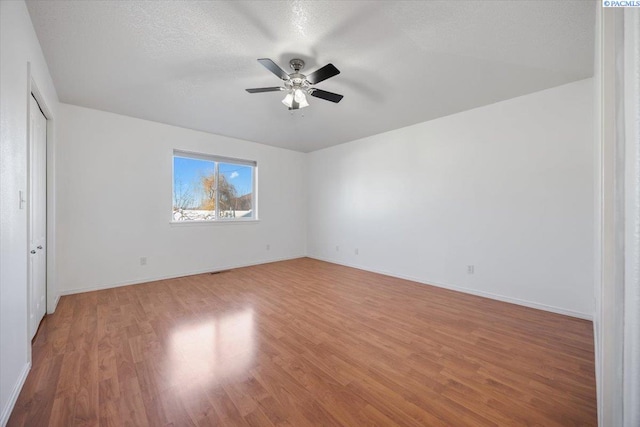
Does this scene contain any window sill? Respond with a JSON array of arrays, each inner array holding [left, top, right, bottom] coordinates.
[[170, 219, 260, 226]]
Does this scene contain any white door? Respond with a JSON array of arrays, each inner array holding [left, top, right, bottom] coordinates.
[[29, 94, 47, 339]]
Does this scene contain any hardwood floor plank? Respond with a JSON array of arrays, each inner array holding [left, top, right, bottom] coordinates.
[[8, 258, 596, 426], [49, 395, 76, 427], [118, 377, 149, 427], [96, 396, 119, 427]]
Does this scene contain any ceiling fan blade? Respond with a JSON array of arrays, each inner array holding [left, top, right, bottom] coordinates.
[[306, 63, 340, 85], [309, 88, 344, 103], [257, 58, 290, 80], [246, 87, 284, 93]]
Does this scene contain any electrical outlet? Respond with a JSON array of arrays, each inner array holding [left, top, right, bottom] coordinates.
[[336, 245, 340, 252], [266, 244, 270, 251], [355, 248, 359, 255], [140, 257, 147, 266], [467, 265, 474, 274]]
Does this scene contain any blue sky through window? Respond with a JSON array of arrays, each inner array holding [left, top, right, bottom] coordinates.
[[219, 163, 253, 196], [174, 156, 253, 198]]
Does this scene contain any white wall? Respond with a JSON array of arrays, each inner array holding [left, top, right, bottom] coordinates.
[[0, 1, 59, 425], [307, 79, 594, 318], [55, 104, 306, 294]]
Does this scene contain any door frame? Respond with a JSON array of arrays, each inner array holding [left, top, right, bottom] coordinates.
[[26, 63, 57, 348], [594, 7, 640, 426]]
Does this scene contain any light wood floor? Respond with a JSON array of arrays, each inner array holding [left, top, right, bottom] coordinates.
[[9, 258, 596, 426]]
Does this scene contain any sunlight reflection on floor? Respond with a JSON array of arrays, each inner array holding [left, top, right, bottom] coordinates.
[[168, 307, 255, 391]]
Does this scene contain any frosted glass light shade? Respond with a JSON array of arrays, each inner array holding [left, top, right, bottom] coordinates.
[[294, 89, 309, 108], [282, 89, 309, 109], [282, 92, 293, 107]]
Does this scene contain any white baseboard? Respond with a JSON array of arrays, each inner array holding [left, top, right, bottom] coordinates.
[[57, 255, 306, 296], [55, 253, 593, 320], [47, 293, 60, 314], [308, 255, 593, 321], [1, 362, 31, 427]]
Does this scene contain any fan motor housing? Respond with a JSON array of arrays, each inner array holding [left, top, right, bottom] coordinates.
[[289, 58, 305, 72]]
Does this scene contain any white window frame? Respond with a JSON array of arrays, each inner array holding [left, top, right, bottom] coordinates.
[[171, 150, 258, 223]]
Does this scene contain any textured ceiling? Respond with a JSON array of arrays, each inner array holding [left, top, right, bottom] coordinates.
[[26, 0, 595, 152]]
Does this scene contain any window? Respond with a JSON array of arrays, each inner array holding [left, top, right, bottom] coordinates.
[[172, 150, 256, 222]]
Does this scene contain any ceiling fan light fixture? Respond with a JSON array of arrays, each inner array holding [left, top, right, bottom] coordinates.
[[282, 89, 309, 109], [248, 58, 342, 109], [281, 92, 294, 108], [295, 89, 309, 108]]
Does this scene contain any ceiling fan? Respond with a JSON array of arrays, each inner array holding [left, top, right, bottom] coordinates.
[[246, 58, 343, 110]]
